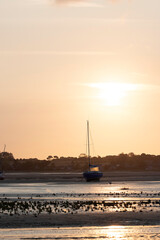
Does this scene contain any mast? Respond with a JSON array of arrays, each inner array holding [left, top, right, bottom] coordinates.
[[87, 120, 91, 166], [3, 144, 6, 153]]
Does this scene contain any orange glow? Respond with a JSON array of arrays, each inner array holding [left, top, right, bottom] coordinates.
[[0, 0, 160, 158], [88, 82, 138, 106]]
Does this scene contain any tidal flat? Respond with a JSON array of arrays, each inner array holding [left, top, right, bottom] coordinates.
[[1, 176, 160, 228], [1, 173, 160, 240]]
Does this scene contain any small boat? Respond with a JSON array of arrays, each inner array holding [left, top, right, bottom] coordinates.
[[83, 121, 103, 182], [0, 171, 4, 180]]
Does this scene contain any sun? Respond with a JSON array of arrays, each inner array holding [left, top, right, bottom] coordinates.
[[99, 82, 126, 106], [88, 82, 137, 106]]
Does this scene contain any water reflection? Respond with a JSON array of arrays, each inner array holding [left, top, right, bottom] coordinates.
[[1, 181, 160, 194], [0, 226, 160, 239], [98, 226, 159, 240], [103, 226, 125, 239], [1, 182, 160, 216], [1, 181, 160, 199]]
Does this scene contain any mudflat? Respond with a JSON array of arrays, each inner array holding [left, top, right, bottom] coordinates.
[[0, 212, 160, 228], [2, 171, 160, 183], [1, 172, 160, 229]]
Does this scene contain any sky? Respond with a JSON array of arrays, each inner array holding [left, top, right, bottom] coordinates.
[[0, 0, 160, 159]]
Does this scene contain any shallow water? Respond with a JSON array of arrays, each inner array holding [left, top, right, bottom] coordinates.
[[1, 226, 160, 239], [1, 181, 160, 201], [1, 181, 160, 238], [1, 181, 160, 216]]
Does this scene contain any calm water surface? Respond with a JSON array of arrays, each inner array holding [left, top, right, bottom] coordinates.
[[1, 226, 160, 239], [1, 181, 160, 239], [1, 181, 160, 200]]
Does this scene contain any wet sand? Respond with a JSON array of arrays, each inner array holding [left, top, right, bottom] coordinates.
[[1, 172, 160, 228], [2, 171, 160, 183], [0, 212, 160, 228]]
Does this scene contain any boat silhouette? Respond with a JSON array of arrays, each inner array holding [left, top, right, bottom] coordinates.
[[83, 121, 103, 182]]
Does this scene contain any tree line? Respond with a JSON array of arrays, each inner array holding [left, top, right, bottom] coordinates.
[[1, 152, 160, 172]]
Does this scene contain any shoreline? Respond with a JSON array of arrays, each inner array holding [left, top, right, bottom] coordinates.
[[0, 212, 160, 228], [1, 171, 160, 183], [1, 172, 160, 229]]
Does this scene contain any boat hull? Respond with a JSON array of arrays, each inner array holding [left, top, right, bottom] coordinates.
[[83, 171, 103, 182], [0, 172, 4, 180]]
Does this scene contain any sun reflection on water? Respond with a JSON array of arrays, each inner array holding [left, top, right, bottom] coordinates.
[[99, 226, 126, 240]]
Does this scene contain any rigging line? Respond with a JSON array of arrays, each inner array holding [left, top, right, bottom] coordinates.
[[89, 125, 96, 157], [85, 126, 88, 156]]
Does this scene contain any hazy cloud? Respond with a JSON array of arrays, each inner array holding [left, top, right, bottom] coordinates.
[[84, 82, 160, 93], [0, 50, 116, 56], [54, 0, 102, 7], [54, 0, 124, 7], [55, 0, 82, 5]]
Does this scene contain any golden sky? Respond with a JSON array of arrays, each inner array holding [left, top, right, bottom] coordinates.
[[0, 0, 160, 159]]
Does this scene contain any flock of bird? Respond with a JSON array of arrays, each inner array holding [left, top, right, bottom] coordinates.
[[1, 191, 160, 200], [0, 197, 160, 216]]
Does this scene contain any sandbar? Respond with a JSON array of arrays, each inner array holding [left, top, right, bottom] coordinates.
[[2, 171, 160, 183], [0, 212, 160, 228]]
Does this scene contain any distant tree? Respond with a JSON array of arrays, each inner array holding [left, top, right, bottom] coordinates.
[[0, 151, 15, 171], [0, 152, 14, 160], [128, 152, 135, 157], [79, 153, 87, 158], [47, 155, 53, 160]]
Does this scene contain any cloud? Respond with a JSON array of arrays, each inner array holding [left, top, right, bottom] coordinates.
[[84, 82, 160, 93], [53, 0, 102, 7], [108, 0, 131, 3], [0, 50, 116, 56], [55, 0, 82, 5], [54, 0, 123, 5]]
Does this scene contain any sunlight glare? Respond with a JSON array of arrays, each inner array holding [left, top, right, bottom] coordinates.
[[89, 82, 137, 106], [99, 226, 126, 239]]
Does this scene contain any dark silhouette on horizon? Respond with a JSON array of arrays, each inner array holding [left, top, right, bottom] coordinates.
[[1, 151, 160, 172]]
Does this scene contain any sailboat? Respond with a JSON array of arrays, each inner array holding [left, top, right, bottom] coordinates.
[[83, 121, 103, 182], [0, 171, 4, 180]]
